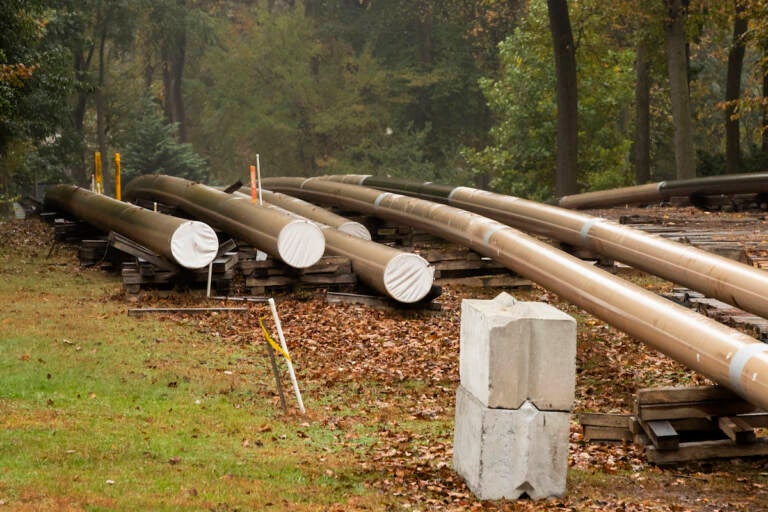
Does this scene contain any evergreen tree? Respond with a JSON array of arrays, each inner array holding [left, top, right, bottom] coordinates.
[[122, 96, 208, 184]]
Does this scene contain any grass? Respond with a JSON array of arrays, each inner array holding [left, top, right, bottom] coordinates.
[[0, 249, 382, 511]]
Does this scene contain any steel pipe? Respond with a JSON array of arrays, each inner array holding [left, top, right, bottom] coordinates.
[[250, 188, 371, 240], [233, 191, 433, 303], [124, 175, 325, 268], [558, 171, 768, 209], [323, 174, 768, 323], [263, 176, 768, 410], [44, 184, 218, 269]]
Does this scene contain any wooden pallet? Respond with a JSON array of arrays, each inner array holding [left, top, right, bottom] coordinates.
[[239, 250, 357, 295], [579, 385, 768, 464], [665, 288, 768, 341], [412, 245, 532, 288]]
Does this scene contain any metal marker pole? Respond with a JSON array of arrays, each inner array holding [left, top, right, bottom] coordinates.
[[268, 298, 305, 413], [206, 261, 213, 297], [263, 338, 288, 413], [256, 154, 263, 205]]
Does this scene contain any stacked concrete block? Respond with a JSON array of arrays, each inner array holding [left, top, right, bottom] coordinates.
[[453, 292, 576, 500]]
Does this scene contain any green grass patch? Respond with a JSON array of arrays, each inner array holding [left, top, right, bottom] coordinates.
[[0, 251, 382, 511]]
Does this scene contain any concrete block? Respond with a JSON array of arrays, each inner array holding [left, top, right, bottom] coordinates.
[[460, 292, 576, 411], [453, 385, 569, 500]]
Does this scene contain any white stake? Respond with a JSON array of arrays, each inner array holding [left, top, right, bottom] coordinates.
[[268, 297, 305, 414], [256, 153, 263, 206], [206, 261, 213, 298]]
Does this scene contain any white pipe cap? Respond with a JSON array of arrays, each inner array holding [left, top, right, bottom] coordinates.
[[170, 221, 219, 269], [277, 220, 326, 268], [384, 253, 434, 303]]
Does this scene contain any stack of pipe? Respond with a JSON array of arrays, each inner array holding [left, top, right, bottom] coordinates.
[[323, 174, 768, 322], [124, 175, 325, 269], [44, 184, 218, 269], [255, 188, 371, 240], [235, 190, 434, 303], [262, 176, 768, 410]]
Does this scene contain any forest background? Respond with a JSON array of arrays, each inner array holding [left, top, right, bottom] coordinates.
[[3, 0, 768, 208]]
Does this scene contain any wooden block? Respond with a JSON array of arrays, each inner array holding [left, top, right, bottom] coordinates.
[[637, 401, 757, 421], [299, 256, 352, 275], [668, 417, 717, 432], [299, 273, 357, 285], [641, 420, 679, 450], [432, 259, 505, 272], [583, 425, 634, 443], [245, 276, 293, 287], [718, 416, 757, 444], [637, 385, 741, 405], [738, 412, 768, 428], [646, 438, 768, 465], [435, 275, 532, 288], [579, 413, 632, 429]]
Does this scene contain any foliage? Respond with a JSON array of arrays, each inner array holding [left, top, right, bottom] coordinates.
[[120, 95, 208, 183], [0, 1, 74, 203], [464, 0, 634, 200]]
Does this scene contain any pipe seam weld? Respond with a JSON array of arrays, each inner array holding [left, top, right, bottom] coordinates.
[[374, 192, 391, 207], [729, 343, 768, 393], [579, 217, 605, 245], [483, 224, 506, 245]]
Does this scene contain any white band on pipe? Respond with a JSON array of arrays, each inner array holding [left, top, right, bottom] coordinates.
[[374, 192, 392, 208], [657, 181, 666, 192], [483, 224, 506, 245], [448, 186, 467, 202], [579, 217, 605, 245], [357, 175, 371, 185], [729, 343, 768, 393]]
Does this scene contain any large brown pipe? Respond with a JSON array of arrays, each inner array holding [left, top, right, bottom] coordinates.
[[323, 174, 768, 323], [252, 188, 372, 240], [124, 175, 325, 268], [262, 176, 768, 410], [558, 171, 768, 209], [558, 182, 663, 209], [44, 184, 218, 269], [232, 191, 434, 303]]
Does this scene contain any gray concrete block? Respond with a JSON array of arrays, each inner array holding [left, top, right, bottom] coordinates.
[[453, 385, 570, 500], [460, 292, 576, 411]]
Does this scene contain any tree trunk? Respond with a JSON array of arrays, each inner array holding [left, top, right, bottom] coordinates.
[[764, 59, 768, 152], [95, 27, 109, 188], [547, 0, 578, 196], [71, 48, 91, 185], [161, 6, 187, 142], [725, 1, 747, 174], [633, 41, 651, 184], [664, 0, 696, 180]]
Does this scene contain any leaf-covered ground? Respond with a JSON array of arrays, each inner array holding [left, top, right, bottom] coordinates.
[[4, 217, 768, 510]]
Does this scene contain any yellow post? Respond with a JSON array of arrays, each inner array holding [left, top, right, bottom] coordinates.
[[94, 152, 103, 194], [114, 153, 121, 201]]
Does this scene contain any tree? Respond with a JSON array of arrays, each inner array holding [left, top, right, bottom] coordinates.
[[724, 0, 748, 174], [664, 0, 697, 179], [121, 95, 208, 184], [633, 40, 652, 184], [0, 0, 72, 202], [547, 0, 578, 196], [464, 0, 634, 200]]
